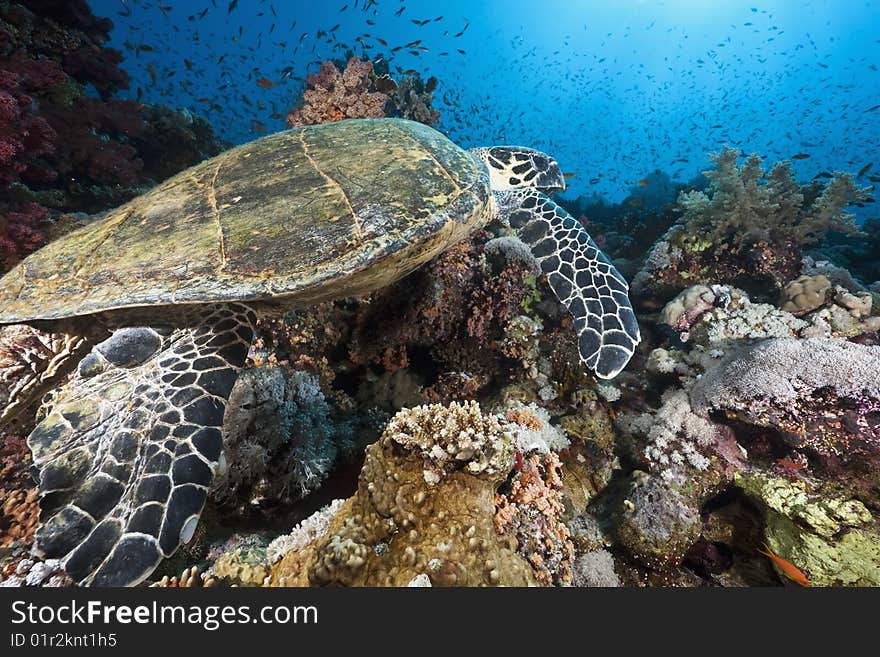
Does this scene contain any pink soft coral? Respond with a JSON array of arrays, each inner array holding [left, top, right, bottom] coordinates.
[[286, 57, 387, 127]]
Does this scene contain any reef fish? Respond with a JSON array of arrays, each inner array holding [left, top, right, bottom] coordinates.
[[758, 545, 811, 587]]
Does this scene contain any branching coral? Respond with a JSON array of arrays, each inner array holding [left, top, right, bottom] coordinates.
[[286, 57, 387, 127], [494, 451, 574, 586]]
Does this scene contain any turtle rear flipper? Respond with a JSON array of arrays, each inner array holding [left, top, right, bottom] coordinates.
[[27, 303, 255, 586], [496, 189, 640, 379]]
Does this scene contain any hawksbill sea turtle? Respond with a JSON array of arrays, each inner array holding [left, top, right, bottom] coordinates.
[[0, 118, 639, 586]]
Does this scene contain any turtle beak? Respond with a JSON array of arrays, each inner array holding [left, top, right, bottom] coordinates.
[[537, 157, 566, 194]]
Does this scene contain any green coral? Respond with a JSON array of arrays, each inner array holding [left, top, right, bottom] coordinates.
[[737, 472, 880, 586], [679, 147, 871, 249], [520, 274, 542, 316]]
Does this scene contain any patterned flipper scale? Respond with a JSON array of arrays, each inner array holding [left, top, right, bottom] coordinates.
[[496, 189, 640, 378], [27, 303, 255, 586]]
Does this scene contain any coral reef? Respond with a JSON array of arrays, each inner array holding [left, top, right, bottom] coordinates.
[[632, 148, 871, 305], [737, 472, 880, 586], [387, 74, 440, 125], [780, 274, 833, 315], [267, 499, 346, 565], [690, 338, 880, 464], [285, 55, 441, 130], [209, 540, 270, 587], [0, 555, 68, 587], [0, 434, 37, 548], [608, 470, 704, 570], [269, 402, 574, 586], [269, 401, 533, 586], [150, 566, 216, 588], [216, 367, 364, 510], [494, 451, 574, 586], [0, 0, 224, 273], [571, 549, 621, 587]]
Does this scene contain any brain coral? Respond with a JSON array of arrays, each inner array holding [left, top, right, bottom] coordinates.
[[269, 401, 544, 587]]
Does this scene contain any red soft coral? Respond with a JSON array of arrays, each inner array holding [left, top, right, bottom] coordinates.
[[0, 201, 47, 270]]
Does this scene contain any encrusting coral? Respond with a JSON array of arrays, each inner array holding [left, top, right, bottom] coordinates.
[[737, 472, 880, 586]]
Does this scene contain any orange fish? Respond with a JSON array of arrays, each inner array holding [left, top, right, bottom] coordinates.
[[777, 458, 806, 471], [758, 544, 811, 587], [563, 172, 577, 180], [256, 78, 275, 89], [636, 178, 650, 186]]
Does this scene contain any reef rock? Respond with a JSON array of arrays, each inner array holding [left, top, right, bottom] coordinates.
[[737, 472, 880, 586]]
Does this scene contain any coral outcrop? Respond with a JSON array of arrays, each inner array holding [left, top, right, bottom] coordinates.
[[737, 472, 880, 586], [269, 401, 574, 586], [0, 0, 224, 273]]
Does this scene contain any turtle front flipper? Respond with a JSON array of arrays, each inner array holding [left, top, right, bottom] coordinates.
[[27, 303, 256, 586], [495, 189, 640, 379]]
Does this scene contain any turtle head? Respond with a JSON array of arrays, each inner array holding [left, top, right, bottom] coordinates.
[[470, 146, 566, 194]]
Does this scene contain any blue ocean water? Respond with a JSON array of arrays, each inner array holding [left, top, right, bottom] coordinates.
[[92, 0, 879, 209]]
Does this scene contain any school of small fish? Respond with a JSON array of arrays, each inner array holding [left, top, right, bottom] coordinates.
[[107, 0, 877, 205]]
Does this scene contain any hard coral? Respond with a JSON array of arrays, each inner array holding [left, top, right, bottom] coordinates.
[[690, 337, 880, 462], [286, 57, 387, 127], [737, 472, 880, 586], [269, 402, 553, 587], [350, 233, 537, 380]]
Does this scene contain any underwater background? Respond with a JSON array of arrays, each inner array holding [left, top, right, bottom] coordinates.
[[0, 0, 879, 588], [90, 0, 880, 210]]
